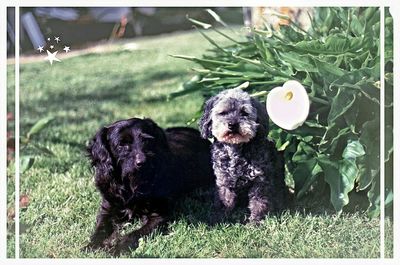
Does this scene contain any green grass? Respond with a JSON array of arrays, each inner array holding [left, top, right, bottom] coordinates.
[[8, 29, 391, 258]]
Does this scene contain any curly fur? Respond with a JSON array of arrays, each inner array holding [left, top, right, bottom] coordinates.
[[199, 88, 288, 223], [84, 118, 214, 255]]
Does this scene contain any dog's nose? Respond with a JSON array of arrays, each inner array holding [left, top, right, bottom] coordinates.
[[228, 122, 239, 132], [135, 155, 146, 167]]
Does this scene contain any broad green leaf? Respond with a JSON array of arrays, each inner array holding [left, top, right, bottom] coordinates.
[[385, 190, 393, 206], [314, 59, 347, 84], [384, 125, 393, 162], [292, 141, 316, 163], [343, 100, 359, 133], [31, 143, 55, 157], [317, 155, 345, 212], [327, 88, 356, 126], [293, 158, 323, 199], [342, 140, 365, 159], [20, 156, 35, 173], [359, 118, 380, 169], [319, 122, 351, 153], [367, 176, 380, 218], [357, 156, 379, 191], [279, 25, 306, 43], [277, 51, 318, 72], [350, 14, 363, 36], [27, 116, 54, 139], [330, 65, 379, 88], [338, 159, 358, 199]]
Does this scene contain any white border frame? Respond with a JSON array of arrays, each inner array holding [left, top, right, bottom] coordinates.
[[14, 5, 20, 260], [1, 3, 8, 261], [380, 5, 385, 260]]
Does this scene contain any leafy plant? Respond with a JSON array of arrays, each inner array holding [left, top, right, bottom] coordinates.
[[171, 7, 393, 216], [17, 116, 55, 173]]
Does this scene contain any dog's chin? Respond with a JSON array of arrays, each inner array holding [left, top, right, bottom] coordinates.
[[218, 132, 253, 144], [121, 164, 146, 179]]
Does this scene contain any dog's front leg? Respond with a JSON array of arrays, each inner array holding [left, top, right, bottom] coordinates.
[[248, 183, 271, 224], [83, 200, 118, 251], [211, 185, 237, 223], [112, 213, 166, 256]]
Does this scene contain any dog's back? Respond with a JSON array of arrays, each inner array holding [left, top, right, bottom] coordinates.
[[162, 127, 215, 194]]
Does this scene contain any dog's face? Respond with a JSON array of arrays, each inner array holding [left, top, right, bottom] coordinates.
[[87, 118, 169, 180], [199, 88, 269, 144]]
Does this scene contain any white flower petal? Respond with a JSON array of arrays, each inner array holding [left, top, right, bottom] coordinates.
[[266, 80, 310, 130]]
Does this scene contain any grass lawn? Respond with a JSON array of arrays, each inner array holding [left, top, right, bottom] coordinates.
[[7, 29, 392, 258]]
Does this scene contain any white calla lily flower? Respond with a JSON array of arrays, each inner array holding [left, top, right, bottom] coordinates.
[[266, 80, 310, 130]]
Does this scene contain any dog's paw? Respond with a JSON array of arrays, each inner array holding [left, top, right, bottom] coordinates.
[[81, 242, 103, 252], [247, 216, 265, 226], [111, 236, 139, 257]]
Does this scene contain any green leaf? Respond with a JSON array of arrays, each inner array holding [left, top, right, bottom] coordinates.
[[205, 9, 228, 27], [27, 116, 54, 139], [367, 176, 380, 218], [358, 156, 380, 193], [319, 124, 351, 154], [186, 15, 211, 29], [327, 88, 356, 126], [293, 158, 323, 199], [385, 124, 393, 162], [292, 142, 316, 163], [318, 155, 355, 213], [195, 27, 230, 54], [342, 140, 365, 159], [385, 190, 393, 205], [31, 143, 55, 157], [330, 66, 379, 87], [314, 59, 347, 84], [170, 54, 236, 68], [277, 51, 318, 72], [20, 156, 35, 173], [359, 118, 380, 169]]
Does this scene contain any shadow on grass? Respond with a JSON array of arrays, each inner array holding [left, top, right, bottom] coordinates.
[[170, 181, 375, 231]]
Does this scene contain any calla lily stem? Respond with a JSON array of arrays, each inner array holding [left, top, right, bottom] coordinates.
[[309, 96, 329, 105]]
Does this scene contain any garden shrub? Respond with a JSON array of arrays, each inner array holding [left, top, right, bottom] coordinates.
[[171, 7, 393, 216]]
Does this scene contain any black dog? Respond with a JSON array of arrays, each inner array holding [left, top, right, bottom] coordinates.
[[84, 118, 214, 255]]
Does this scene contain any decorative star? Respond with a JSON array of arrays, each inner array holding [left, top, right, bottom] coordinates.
[[44, 50, 61, 65], [63, 46, 70, 53], [50, 45, 54, 49], [37, 46, 44, 52], [55, 36, 60, 43]]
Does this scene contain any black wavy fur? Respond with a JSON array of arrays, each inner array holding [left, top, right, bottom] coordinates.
[[84, 118, 214, 255]]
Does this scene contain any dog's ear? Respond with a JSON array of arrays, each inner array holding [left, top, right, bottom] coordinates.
[[199, 95, 219, 139], [87, 126, 114, 182], [143, 118, 169, 151], [251, 97, 269, 134]]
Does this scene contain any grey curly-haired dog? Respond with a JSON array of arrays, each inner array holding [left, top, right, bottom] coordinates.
[[199, 87, 288, 223]]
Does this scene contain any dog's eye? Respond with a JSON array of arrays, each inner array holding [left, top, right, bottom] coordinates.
[[120, 136, 133, 146], [218, 111, 229, 116], [240, 109, 249, 116]]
